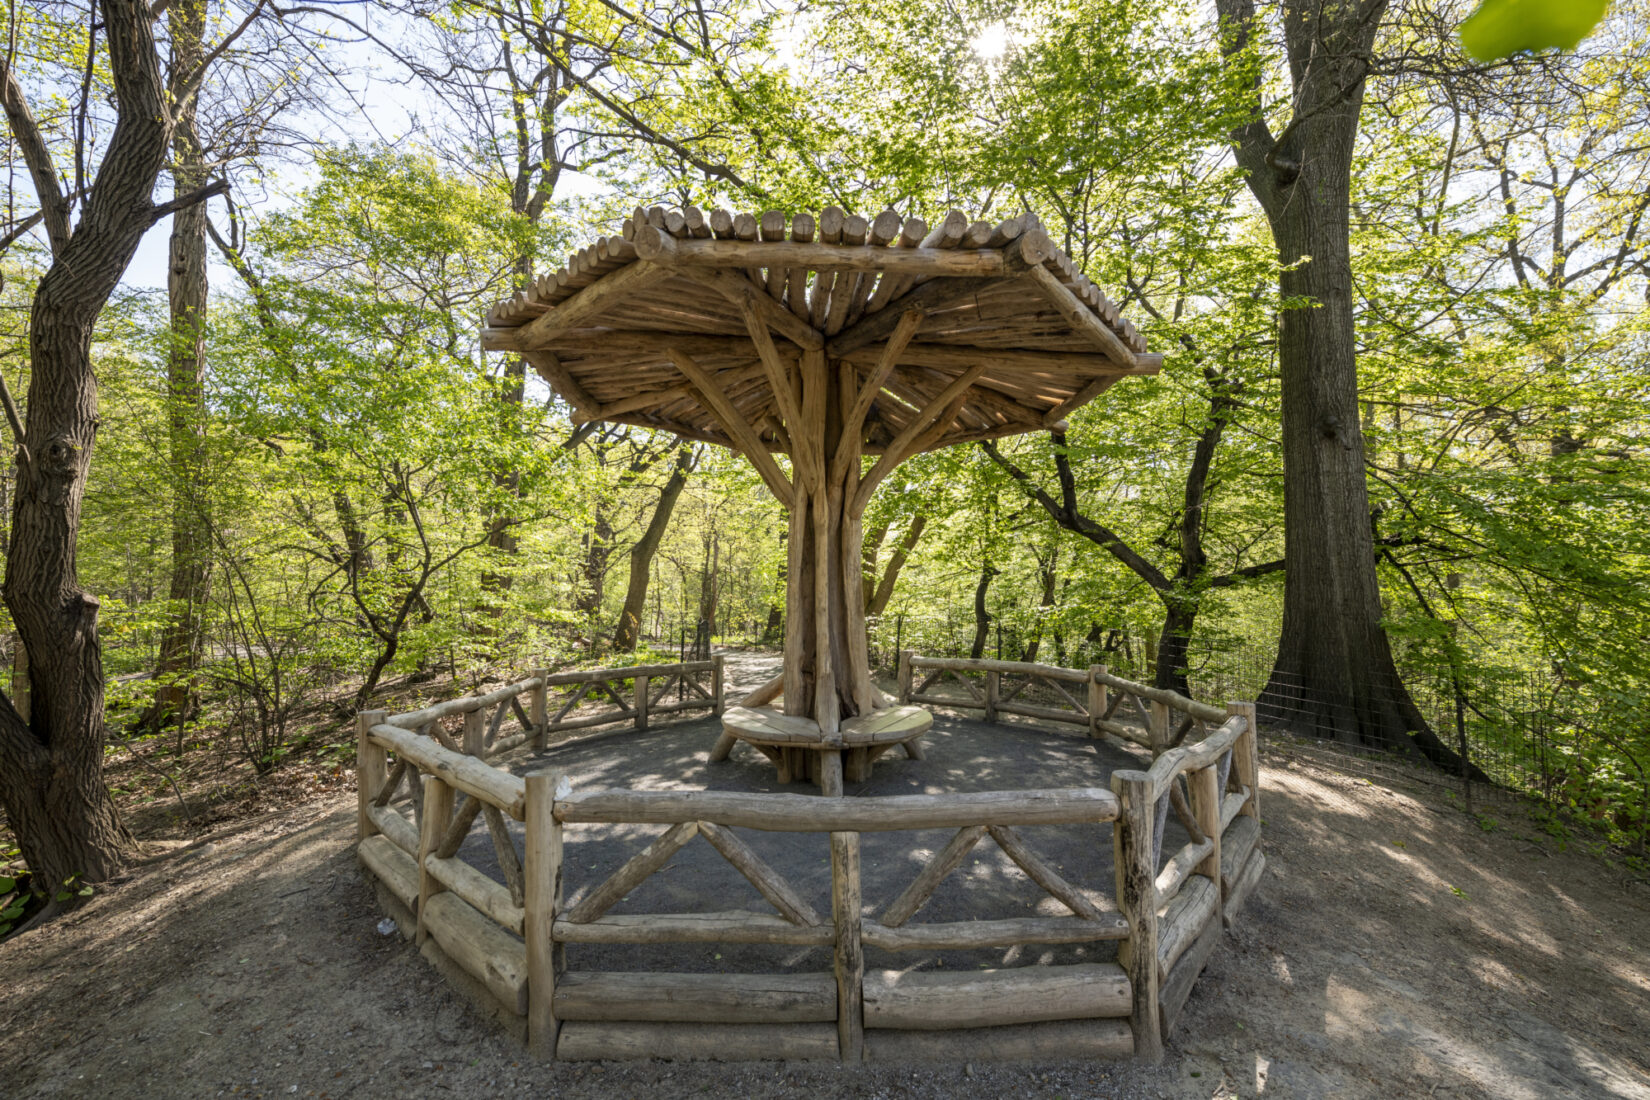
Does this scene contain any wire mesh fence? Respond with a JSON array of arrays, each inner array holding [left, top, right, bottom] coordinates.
[[867, 611, 1649, 857]]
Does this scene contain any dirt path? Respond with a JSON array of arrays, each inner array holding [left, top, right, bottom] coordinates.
[[4, 661, 1648, 1099]]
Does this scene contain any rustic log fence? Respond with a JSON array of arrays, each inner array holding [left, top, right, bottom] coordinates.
[[354, 652, 1261, 1063], [898, 653, 1226, 754]]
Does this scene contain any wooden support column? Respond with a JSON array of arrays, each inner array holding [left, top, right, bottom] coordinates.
[[984, 670, 1000, 724], [1229, 701, 1259, 819], [1088, 666, 1106, 740], [712, 656, 725, 717], [831, 831, 864, 1063], [529, 671, 549, 751], [1113, 769, 1162, 1063], [635, 675, 650, 732], [525, 770, 565, 1059], [417, 775, 456, 945], [1191, 763, 1221, 888], [464, 708, 486, 760], [897, 651, 913, 704], [356, 709, 388, 841], [1149, 700, 1170, 756]]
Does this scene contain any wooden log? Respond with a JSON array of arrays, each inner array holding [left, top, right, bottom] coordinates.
[[1018, 262, 1136, 368], [525, 771, 562, 1058], [555, 787, 1120, 830], [357, 709, 389, 840], [862, 964, 1130, 1030], [1153, 839, 1213, 907], [1159, 903, 1221, 1037], [712, 655, 725, 717], [1229, 700, 1260, 820], [1219, 815, 1261, 898], [1140, 720, 1249, 803], [424, 852, 525, 934], [435, 794, 482, 858], [555, 971, 836, 1024], [668, 347, 794, 506], [420, 890, 529, 1015], [862, 914, 1129, 950], [367, 803, 420, 856], [1090, 668, 1227, 722], [698, 820, 823, 926], [983, 669, 1000, 724], [510, 260, 668, 351], [820, 750, 844, 797], [1221, 788, 1251, 832], [358, 833, 419, 911], [417, 775, 455, 946], [556, 1021, 839, 1062], [634, 674, 650, 731], [1224, 848, 1266, 926], [831, 830, 864, 1062], [865, 1019, 1132, 1062], [879, 825, 987, 928], [554, 910, 834, 946], [1156, 875, 1218, 979], [987, 825, 1110, 921], [1191, 762, 1222, 887], [633, 226, 1008, 277], [1112, 770, 1162, 1063], [994, 700, 1092, 726], [563, 821, 699, 924], [905, 655, 1089, 682], [369, 723, 527, 819], [483, 803, 527, 908], [541, 660, 719, 686]]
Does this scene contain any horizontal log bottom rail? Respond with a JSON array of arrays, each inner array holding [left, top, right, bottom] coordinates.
[[353, 662, 1262, 1066]]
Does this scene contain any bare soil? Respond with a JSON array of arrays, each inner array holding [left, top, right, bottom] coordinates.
[[4, 652, 1649, 1099]]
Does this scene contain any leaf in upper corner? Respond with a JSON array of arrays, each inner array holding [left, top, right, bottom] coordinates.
[[1460, 0, 1610, 61]]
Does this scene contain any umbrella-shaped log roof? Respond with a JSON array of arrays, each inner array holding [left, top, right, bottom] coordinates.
[[481, 206, 1161, 457]]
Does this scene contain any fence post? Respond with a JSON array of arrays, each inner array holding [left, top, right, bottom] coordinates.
[[985, 669, 1000, 724], [897, 650, 913, 705], [712, 655, 725, 717], [1149, 699, 1170, 756], [524, 770, 564, 1059], [356, 709, 389, 842], [416, 774, 455, 945], [635, 675, 650, 731], [1088, 666, 1106, 740], [1228, 701, 1259, 820], [1112, 769, 1162, 1063], [1191, 762, 1221, 889], [529, 670, 549, 751], [463, 708, 486, 760], [831, 830, 864, 1063]]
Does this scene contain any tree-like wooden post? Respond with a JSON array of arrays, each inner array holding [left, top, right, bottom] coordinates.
[[711, 655, 725, 717], [463, 708, 486, 760], [1088, 665, 1107, 740], [524, 770, 564, 1059], [1149, 699, 1170, 755], [897, 650, 913, 704], [635, 674, 650, 731], [1191, 762, 1221, 887], [416, 774, 455, 945], [831, 829, 864, 1062], [356, 709, 388, 842], [1229, 701, 1259, 819], [1113, 769, 1162, 1063], [529, 670, 549, 750], [984, 669, 1000, 724]]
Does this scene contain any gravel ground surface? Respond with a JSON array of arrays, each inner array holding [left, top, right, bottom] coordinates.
[[4, 650, 1648, 1099]]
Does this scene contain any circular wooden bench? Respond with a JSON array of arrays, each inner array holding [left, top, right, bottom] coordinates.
[[711, 705, 932, 795]]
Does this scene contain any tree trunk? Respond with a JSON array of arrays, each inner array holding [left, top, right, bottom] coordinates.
[[1153, 600, 1195, 696], [1217, 0, 1466, 768], [0, 0, 174, 885], [865, 514, 926, 618], [576, 505, 613, 621], [613, 444, 691, 652], [137, 0, 211, 737], [761, 527, 785, 644], [968, 561, 997, 660]]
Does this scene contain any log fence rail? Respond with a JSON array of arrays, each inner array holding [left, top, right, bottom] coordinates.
[[354, 652, 1260, 1064]]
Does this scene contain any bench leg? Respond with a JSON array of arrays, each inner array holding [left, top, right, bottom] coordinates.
[[820, 751, 843, 797], [709, 731, 739, 762], [902, 735, 925, 761], [845, 747, 871, 783]]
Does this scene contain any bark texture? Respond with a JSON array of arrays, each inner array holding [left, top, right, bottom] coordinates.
[[1216, 0, 1468, 766], [0, 0, 181, 884], [613, 444, 692, 652]]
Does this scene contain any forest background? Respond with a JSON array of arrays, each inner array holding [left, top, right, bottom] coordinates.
[[1, 0, 1648, 913]]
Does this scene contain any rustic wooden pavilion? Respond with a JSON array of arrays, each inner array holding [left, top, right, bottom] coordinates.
[[482, 205, 1160, 791]]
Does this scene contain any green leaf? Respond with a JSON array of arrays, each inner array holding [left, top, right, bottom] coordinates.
[[1460, 0, 1610, 61]]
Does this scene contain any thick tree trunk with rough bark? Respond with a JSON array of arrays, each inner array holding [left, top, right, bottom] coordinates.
[[139, 0, 211, 736], [1216, 0, 1470, 769], [0, 0, 183, 885], [613, 444, 691, 652]]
